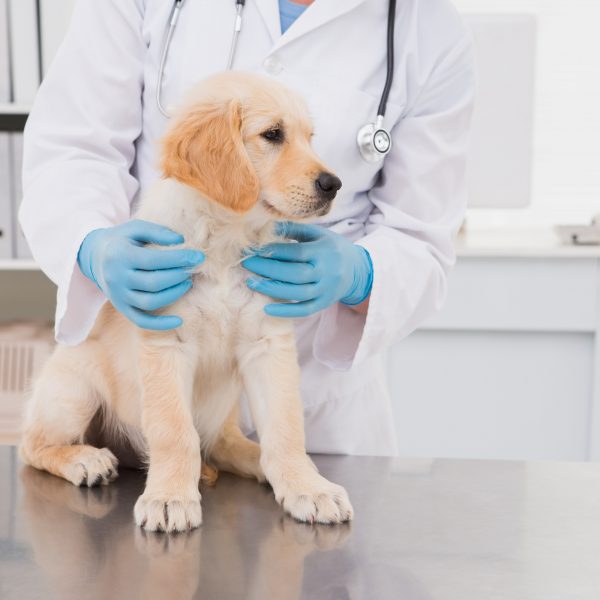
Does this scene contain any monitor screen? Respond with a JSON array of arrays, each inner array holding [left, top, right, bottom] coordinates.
[[463, 14, 536, 209]]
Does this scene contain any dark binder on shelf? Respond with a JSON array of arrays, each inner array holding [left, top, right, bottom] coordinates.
[[0, 132, 14, 258]]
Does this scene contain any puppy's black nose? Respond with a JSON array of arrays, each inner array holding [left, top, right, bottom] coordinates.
[[315, 172, 342, 200]]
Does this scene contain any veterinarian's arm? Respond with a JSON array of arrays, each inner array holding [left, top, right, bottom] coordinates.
[[19, 0, 147, 345], [312, 33, 476, 370]]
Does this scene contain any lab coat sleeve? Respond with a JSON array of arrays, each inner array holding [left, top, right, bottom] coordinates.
[[312, 34, 476, 371], [19, 0, 146, 346]]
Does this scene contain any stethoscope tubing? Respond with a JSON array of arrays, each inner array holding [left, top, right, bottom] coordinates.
[[227, 0, 246, 71], [378, 0, 396, 119], [156, 0, 186, 118], [156, 0, 394, 162]]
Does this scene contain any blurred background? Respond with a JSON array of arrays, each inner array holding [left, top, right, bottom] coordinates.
[[0, 1, 599, 461]]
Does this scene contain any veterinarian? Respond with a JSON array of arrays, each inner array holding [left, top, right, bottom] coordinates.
[[19, 0, 475, 456]]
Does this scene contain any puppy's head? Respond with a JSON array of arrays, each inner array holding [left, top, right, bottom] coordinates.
[[160, 71, 341, 218]]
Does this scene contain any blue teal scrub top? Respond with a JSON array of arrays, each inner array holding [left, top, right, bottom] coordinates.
[[279, 0, 309, 33]]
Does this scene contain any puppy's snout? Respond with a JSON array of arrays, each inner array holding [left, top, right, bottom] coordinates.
[[315, 172, 342, 201]]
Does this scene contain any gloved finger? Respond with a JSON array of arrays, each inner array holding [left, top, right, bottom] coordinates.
[[125, 279, 193, 311], [251, 240, 321, 263], [130, 246, 205, 271], [124, 220, 185, 246], [263, 298, 325, 318], [122, 305, 184, 331], [246, 277, 320, 302], [127, 267, 192, 293], [241, 255, 318, 284], [275, 221, 324, 242]]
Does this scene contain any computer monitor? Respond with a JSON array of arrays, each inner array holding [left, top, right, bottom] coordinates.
[[463, 14, 536, 208]]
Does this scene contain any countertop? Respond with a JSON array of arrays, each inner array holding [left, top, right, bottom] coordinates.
[[1, 445, 600, 599], [455, 226, 600, 258], [4, 227, 600, 275]]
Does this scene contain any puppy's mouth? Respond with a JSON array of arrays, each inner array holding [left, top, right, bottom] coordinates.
[[261, 197, 332, 220], [261, 198, 286, 218]]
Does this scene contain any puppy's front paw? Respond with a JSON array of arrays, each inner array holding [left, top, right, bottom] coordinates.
[[271, 473, 353, 525], [134, 490, 202, 533]]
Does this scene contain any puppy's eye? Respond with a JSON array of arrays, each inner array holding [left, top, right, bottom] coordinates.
[[261, 127, 284, 143]]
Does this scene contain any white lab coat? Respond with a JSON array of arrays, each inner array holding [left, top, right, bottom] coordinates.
[[19, 0, 475, 456]]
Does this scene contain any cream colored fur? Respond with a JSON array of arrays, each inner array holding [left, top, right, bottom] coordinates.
[[19, 71, 353, 532]]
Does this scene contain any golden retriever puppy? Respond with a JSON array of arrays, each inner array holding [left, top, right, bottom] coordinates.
[[19, 71, 353, 532]]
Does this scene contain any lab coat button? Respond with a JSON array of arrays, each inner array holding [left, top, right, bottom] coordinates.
[[263, 56, 283, 75]]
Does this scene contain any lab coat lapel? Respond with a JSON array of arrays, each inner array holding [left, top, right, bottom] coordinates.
[[269, 0, 368, 53], [253, 0, 282, 43]]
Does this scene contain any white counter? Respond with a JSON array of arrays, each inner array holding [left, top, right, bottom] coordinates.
[[456, 226, 600, 258], [388, 226, 600, 462]]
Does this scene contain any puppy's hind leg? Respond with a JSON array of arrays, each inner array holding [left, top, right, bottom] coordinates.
[[208, 405, 265, 483], [19, 347, 118, 487]]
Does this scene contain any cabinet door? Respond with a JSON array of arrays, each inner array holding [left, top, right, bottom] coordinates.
[[387, 330, 593, 461]]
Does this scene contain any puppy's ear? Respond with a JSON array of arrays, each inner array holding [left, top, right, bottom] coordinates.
[[160, 100, 260, 213]]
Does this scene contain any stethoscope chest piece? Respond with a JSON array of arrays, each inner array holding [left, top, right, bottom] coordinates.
[[357, 0, 397, 163], [357, 119, 392, 163]]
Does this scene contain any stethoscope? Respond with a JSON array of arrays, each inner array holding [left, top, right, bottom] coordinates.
[[157, 0, 396, 163]]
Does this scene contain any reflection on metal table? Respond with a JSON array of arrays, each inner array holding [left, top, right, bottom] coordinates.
[[1, 445, 600, 599]]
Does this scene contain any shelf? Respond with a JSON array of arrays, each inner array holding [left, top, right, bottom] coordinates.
[[0, 103, 31, 114], [0, 259, 39, 271]]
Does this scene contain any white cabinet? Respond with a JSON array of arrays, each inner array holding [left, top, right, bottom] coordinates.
[[387, 229, 600, 461]]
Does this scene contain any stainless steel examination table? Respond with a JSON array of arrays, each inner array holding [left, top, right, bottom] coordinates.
[[1, 444, 600, 600]]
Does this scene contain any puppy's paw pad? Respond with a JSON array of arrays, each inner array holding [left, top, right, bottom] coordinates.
[[65, 447, 119, 487], [134, 492, 202, 533], [279, 480, 353, 525], [200, 463, 219, 487]]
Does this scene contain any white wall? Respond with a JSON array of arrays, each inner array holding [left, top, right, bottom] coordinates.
[[456, 1, 600, 225]]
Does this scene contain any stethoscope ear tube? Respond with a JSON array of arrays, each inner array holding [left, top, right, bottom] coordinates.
[[226, 1, 246, 70], [156, 0, 186, 118], [157, 0, 245, 118]]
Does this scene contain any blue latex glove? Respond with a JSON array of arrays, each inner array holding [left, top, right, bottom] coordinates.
[[77, 219, 204, 330], [241, 222, 373, 318]]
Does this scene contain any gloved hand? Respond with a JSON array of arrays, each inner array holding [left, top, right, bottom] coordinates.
[[77, 219, 204, 330], [241, 222, 373, 318]]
